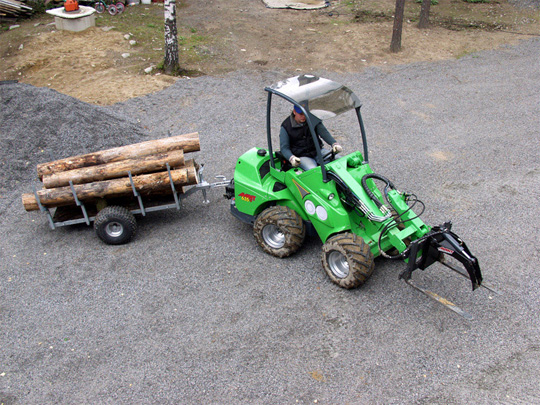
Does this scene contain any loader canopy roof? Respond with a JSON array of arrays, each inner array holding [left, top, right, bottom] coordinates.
[[266, 75, 361, 120]]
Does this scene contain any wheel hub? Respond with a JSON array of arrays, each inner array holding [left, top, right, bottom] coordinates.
[[327, 251, 349, 279], [262, 224, 285, 249], [105, 221, 124, 238]]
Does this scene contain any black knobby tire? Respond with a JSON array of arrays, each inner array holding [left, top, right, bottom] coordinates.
[[321, 232, 374, 289], [94, 206, 137, 245], [253, 206, 305, 258]]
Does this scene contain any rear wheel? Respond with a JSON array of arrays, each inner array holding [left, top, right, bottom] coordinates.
[[322, 233, 374, 289], [253, 206, 305, 257], [107, 4, 117, 15], [94, 206, 137, 245], [115, 2, 124, 13]]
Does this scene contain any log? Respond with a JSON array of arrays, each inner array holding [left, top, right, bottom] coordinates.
[[36, 132, 200, 179], [42, 149, 185, 189], [22, 166, 198, 212]]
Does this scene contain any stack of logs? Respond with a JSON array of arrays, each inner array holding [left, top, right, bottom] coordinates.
[[22, 132, 200, 212]]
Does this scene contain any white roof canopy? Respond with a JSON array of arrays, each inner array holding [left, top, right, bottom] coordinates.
[[267, 75, 361, 119]]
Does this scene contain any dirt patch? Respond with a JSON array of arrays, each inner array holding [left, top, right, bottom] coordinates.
[[1, 0, 539, 105]]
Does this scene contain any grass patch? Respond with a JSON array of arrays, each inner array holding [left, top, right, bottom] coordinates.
[[354, 10, 393, 23], [351, 0, 535, 32], [94, 5, 210, 74]]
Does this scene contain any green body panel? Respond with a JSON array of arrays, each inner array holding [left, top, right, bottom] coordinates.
[[233, 148, 431, 257], [232, 148, 304, 217]]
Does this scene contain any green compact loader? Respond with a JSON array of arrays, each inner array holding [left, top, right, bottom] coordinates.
[[225, 75, 485, 318]]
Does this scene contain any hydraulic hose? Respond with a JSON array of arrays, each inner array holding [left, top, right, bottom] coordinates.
[[361, 173, 395, 209]]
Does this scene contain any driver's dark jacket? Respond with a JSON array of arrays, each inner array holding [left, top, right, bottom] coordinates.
[[279, 113, 336, 160]]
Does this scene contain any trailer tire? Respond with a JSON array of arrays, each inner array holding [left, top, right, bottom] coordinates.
[[94, 206, 137, 245], [253, 206, 305, 258], [322, 233, 374, 289]]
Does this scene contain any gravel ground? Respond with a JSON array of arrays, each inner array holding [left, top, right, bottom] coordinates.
[[510, 0, 540, 8], [1, 38, 539, 403]]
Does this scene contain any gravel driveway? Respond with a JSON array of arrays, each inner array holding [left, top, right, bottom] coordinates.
[[1, 38, 539, 403]]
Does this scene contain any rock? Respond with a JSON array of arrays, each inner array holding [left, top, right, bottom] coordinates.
[[129, 40, 137, 46], [144, 67, 153, 74], [121, 53, 130, 58]]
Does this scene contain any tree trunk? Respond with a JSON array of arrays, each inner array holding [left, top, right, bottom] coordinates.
[[390, 0, 406, 53], [42, 149, 185, 189], [164, 0, 179, 74], [22, 167, 198, 212], [37, 132, 199, 180], [418, 0, 431, 29]]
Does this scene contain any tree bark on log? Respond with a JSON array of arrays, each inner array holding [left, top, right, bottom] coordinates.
[[36, 132, 200, 180], [22, 166, 198, 212], [42, 150, 185, 189]]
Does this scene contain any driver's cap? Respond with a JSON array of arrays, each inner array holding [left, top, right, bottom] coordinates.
[[294, 104, 306, 114]]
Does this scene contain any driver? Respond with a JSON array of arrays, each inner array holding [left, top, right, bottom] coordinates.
[[280, 104, 342, 171]]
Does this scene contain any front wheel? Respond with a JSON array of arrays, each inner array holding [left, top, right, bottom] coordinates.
[[321, 233, 374, 289], [94, 206, 137, 245], [94, 2, 105, 13], [107, 4, 117, 15], [115, 2, 124, 13], [253, 206, 305, 258]]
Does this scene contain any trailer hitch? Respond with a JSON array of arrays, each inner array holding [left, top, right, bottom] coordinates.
[[399, 221, 483, 291]]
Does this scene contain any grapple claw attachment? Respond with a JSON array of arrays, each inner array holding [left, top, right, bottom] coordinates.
[[399, 222, 483, 291]]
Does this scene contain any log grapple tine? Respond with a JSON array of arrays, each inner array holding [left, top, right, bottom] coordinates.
[[399, 222, 483, 291], [440, 260, 499, 295], [404, 279, 474, 320]]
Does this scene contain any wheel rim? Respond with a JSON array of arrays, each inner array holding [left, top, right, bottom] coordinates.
[[262, 224, 285, 249], [327, 251, 349, 279], [105, 221, 124, 238]]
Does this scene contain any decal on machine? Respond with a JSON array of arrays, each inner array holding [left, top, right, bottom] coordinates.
[[239, 192, 256, 202], [292, 179, 310, 200], [438, 247, 454, 255]]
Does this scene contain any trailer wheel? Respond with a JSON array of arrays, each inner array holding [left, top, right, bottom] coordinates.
[[253, 206, 305, 258], [94, 206, 137, 245], [321, 233, 374, 289]]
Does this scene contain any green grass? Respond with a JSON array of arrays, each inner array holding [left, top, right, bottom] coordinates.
[[94, 4, 210, 74]]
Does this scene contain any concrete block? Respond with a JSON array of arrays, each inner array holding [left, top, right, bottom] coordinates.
[[46, 6, 96, 32]]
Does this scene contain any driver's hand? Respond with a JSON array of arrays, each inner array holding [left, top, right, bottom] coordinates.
[[289, 156, 301, 167], [332, 143, 343, 154]]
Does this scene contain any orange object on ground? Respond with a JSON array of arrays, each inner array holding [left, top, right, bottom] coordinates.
[[64, 0, 79, 12]]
